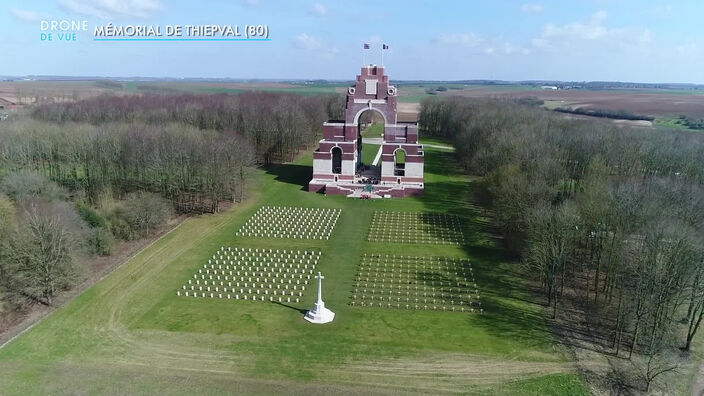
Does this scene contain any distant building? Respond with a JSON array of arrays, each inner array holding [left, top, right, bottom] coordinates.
[[541, 85, 558, 90], [308, 65, 424, 197]]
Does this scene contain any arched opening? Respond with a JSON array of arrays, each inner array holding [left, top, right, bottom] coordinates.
[[358, 110, 386, 138], [357, 109, 385, 169], [394, 148, 406, 177], [331, 147, 342, 174]]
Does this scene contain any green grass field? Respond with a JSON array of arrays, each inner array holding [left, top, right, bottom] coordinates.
[[0, 145, 587, 394], [361, 123, 384, 138], [361, 143, 380, 165]]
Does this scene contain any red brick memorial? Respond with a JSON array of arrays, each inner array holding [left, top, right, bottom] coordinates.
[[309, 65, 424, 197]]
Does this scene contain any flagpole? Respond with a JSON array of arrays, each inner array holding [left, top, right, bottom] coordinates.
[[362, 43, 369, 67]]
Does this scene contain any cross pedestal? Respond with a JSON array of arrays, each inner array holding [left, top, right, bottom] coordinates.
[[304, 271, 335, 324]]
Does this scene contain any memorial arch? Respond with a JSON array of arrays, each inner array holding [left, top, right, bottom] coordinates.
[[309, 65, 424, 197]]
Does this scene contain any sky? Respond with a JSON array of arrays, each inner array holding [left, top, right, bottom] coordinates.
[[1, 0, 703, 83]]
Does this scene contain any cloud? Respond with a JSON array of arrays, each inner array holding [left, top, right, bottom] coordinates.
[[293, 33, 322, 50], [500, 43, 530, 55], [521, 3, 543, 13], [541, 11, 608, 41], [436, 33, 529, 56], [435, 33, 482, 47], [10, 8, 50, 23], [533, 11, 651, 50], [676, 41, 700, 57], [651, 3, 673, 16], [310, 3, 328, 17], [292, 33, 339, 59], [483, 42, 531, 56], [58, 0, 163, 19]]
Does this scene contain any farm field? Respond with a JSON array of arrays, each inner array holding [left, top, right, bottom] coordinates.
[[3, 79, 703, 124], [442, 86, 704, 118], [0, 145, 586, 394], [0, 80, 345, 105]]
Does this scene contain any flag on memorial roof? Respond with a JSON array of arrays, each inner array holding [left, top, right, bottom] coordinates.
[[363, 43, 370, 49]]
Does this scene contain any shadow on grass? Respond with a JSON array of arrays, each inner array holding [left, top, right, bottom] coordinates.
[[272, 301, 308, 315], [471, 297, 555, 351], [264, 163, 311, 191], [419, 148, 560, 352]]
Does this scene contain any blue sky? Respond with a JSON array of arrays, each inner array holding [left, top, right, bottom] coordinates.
[[2, 0, 703, 83]]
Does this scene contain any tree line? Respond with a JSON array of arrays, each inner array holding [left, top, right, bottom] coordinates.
[[553, 106, 655, 121], [0, 119, 254, 214], [420, 97, 704, 391], [32, 91, 345, 164], [0, 90, 343, 331]]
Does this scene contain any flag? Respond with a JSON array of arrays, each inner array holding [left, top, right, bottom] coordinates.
[[382, 44, 389, 50], [363, 43, 370, 49]]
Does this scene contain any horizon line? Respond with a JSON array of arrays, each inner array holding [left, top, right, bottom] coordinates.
[[2, 76, 703, 86]]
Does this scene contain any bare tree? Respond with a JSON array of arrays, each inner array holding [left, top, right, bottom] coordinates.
[[12, 204, 76, 305]]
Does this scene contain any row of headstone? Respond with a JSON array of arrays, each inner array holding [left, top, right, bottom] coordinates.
[[349, 300, 482, 313], [176, 290, 300, 304], [235, 206, 341, 239], [364, 253, 469, 260], [350, 252, 482, 314], [192, 278, 308, 286], [182, 284, 304, 296], [368, 211, 465, 245], [350, 295, 478, 305], [177, 246, 320, 303], [194, 273, 313, 283], [353, 285, 477, 294]]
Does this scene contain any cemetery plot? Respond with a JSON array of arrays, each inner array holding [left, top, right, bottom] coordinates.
[[367, 211, 465, 245], [349, 254, 482, 313], [177, 247, 321, 304], [236, 206, 342, 240]]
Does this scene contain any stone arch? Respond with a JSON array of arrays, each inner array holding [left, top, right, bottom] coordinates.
[[352, 107, 388, 125], [393, 148, 406, 176], [331, 146, 342, 174]]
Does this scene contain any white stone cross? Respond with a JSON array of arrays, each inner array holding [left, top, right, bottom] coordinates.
[[304, 271, 335, 324], [315, 272, 324, 304]]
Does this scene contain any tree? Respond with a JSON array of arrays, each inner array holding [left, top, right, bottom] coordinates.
[[524, 202, 578, 318], [683, 244, 704, 351], [418, 96, 704, 390], [0, 194, 15, 316], [637, 342, 679, 392], [1, 171, 66, 202], [12, 204, 76, 305], [0, 194, 14, 238], [119, 192, 172, 237]]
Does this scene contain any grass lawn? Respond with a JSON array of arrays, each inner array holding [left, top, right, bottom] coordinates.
[[419, 136, 455, 147], [0, 144, 586, 394], [361, 143, 380, 165], [361, 123, 384, 138]]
